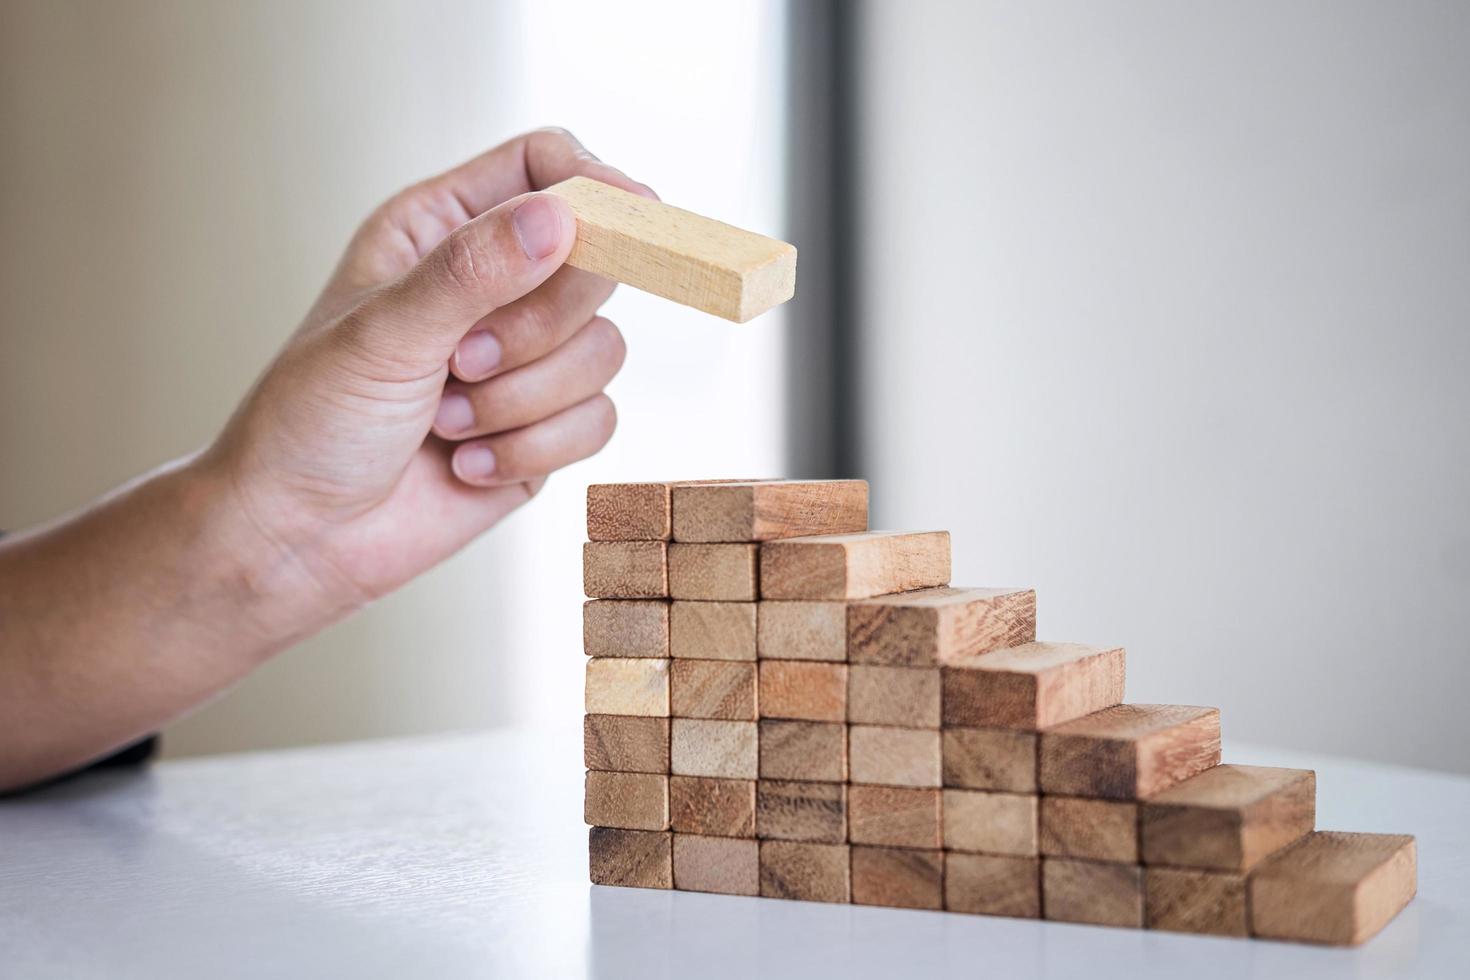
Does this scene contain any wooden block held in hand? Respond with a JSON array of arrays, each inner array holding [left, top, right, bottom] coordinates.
[[670, 601, 756, 661], [756, 779, 847, 843], [848, 726, 941, 788], [584, 715, 670, 774], [848, 587, 1036, 666], [1146, 868, 1249, 936], [585, 658, 670, 717], [1249, 831, 1417, 945], [757, 601, 847, 661], [584, 542, 668, 598], [943, 789, 1038, 856], [760, 841, 851, 903], [589, 827, 672, 889], [671, 480, 868, 542], [669, 776, 756, 837], [759, 720, 848, 782], [671, 719, 757, 779], [668, 543, 758, 601], [1043, 858, 1144, 927], [758, 661, 847, 722], [583, 600, 669, 658], [1040, 797, 1138, 863], [848, 665, 941, 728], [587, 483, 673, 541], [759, 531, 951, 600], [672, 834, 760, 895], [1039, 704, 1221, 800], [848, 785, 942, 848], [946, 854, 1040, 918], [1141, 764, 1315, 871], [547, 176, 797, 323], [670, 660, 757, 720], [942, 727, 1037, 793], [851, 846, 943, 910], [941, 642, 1125, 731], [584, 771, 669, 831]]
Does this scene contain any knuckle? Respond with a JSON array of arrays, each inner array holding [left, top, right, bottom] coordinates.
[[585, 317, 627, 368], [439, 227, 486, 292], [589, 394, 618, 444], [516, 297, 563, 353]]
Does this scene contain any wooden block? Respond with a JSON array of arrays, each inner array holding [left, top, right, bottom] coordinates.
[[670, 719, 757, 779], [758, 661, 847, 722], [851, 846, 943, 910], [586, 482, 672, 541], [942, 789, 1038, 856], [583, 541, 668, 598], [669, 776, 756, 838], [670, 660, 757, 720], [672, 833, 760, 894], [1039, 797, 1138, 863], [1039, 704, 1222, 800], [848, 726, 941, 788], [583, 599, 669, 657], [755, 779, 847, 843], [758, 720, 847, 782], [759, 531, 951, 600], [945, 854, 1040, 918], [667, 543, 758, 601], [941, 727, 1037, 793], [1141, 764, 1315, 871], [1042, 858, 1144, 927], [1146, 868, 1249, 937], [941, 642, 1125, 731], [583, 715, 670, 774], [546, 175, 797, 323], [584, 771, 669, 831], [585, 658, 670, 717], [848, 665, 940, 728], [848, 785, 942, 848], [1249, 831, 1417, 945], [760, 841, 851, 903], [670, 601, 756, 661], [848, 586, 1036, 666], [670, 480, 868, 542], [589, 827, 672, 889], [756, 601, 846, 661]]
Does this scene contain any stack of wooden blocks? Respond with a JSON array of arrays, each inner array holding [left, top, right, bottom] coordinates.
[[582, 479, 1416, 946]]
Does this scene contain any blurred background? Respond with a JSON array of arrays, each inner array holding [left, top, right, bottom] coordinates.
[[2, 1, 1466, 773]]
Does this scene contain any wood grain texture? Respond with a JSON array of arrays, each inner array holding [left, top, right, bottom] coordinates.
[[672, 834, 760, 895], [848, 665, 940, 728], [671, 480, 868, 542], [584, 658, 670, 717], [851, 846, 944, 910], [758, 720, 847, 782], [583, 715, 670, 774], [760, 841, 851, 903], [941, 642, 1125, 731], [670, 719, 758, 779], [584, 771, 669, 831], [755, 779, 847, 843], [758, 661, 847, 722], [583, 541, 668, 598], [670, 660, 757, 720], [759, 531, 951, 600], [586, 482, 672, 541], [848, 785, 942, 848], [1039, 704, 1221, 800], [945, 854, 1041, 918], [667, 543, 758, 601], [588, 827, 672, 889], [1248, 831, 1417, 946], [1040, 797, 1138, 863], [546, 176, 797, 323], [1042, 858, 1144, 927], [941, 728, 1037, 793], [669, 776, 756, 838], [670, 601, 756, 661], [848, 726, 941, 788], [583, 600, 669, 658], [756, 601, 847, 661], [1146, 868, 1249, 937], [1141, 764, 1315, 871], [848, 587, 1036, 666], [943, 790, 1038, 856]]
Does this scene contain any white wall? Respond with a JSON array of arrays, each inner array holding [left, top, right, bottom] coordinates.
[[855, 1, 1470, 772]]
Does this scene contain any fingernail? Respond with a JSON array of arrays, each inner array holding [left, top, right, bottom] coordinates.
[[455, 445, 497, 482], [512, 195, 565, 260], [455, 330, 502, 379], [633, 181, 659, 201], [434, 393, 474, 436]]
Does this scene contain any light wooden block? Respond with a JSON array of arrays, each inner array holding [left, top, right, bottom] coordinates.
[[848, 726, 941, 788], [1249, 831, 1417, 945], [758, 661, 847, 722], [759, 531, 951, 600], [1042, 858, 1144, 927], [670, 660, 757, 720], [667, 543, 758, 601], [670, 719, 757, 779], [943, 789, 1038, 856], [851, 846, 943, 910], [1141, 764, 1315, 871], [585, 658, 670, 717], [672, 834, 760, 895], [583, 599, 669, 658], [546, 175, 797, 323], [945, 854, 1041, 918], [756, 601, 847, 661], [755, 779, 847, 843], [1146, 868, 1249, 937], [670, 480, 868, 542], [941, 727, 1037, 793], [583, 715, 670, 774], [1040, 797, 1138, 863], [941, 642, 1125, 731], [1039, 704, 1222, 800], [848, 665, 940, 728], [760, 841, 851, 903], [669, 776, 756, 838], [589, 827, 672, 889], [586, 482, 673, 541], [583, 541, 668, 598], [670, 601, 756, 661], [848, 586, 1036, 666], [758, 720, 847, 782], [584, 771, 669, 831], [848, 785, 942, 848]]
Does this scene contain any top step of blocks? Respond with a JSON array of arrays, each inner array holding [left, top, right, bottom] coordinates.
[[587, 480, 868, 543]]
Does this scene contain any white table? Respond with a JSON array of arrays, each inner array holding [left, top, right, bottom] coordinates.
[[2, 730, 1465, 979]]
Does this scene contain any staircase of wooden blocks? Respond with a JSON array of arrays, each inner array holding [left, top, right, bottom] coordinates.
[[581, 479, 1417, 946]]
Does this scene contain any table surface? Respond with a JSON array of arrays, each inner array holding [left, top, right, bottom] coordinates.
[[2, 729, 1465, 979]]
